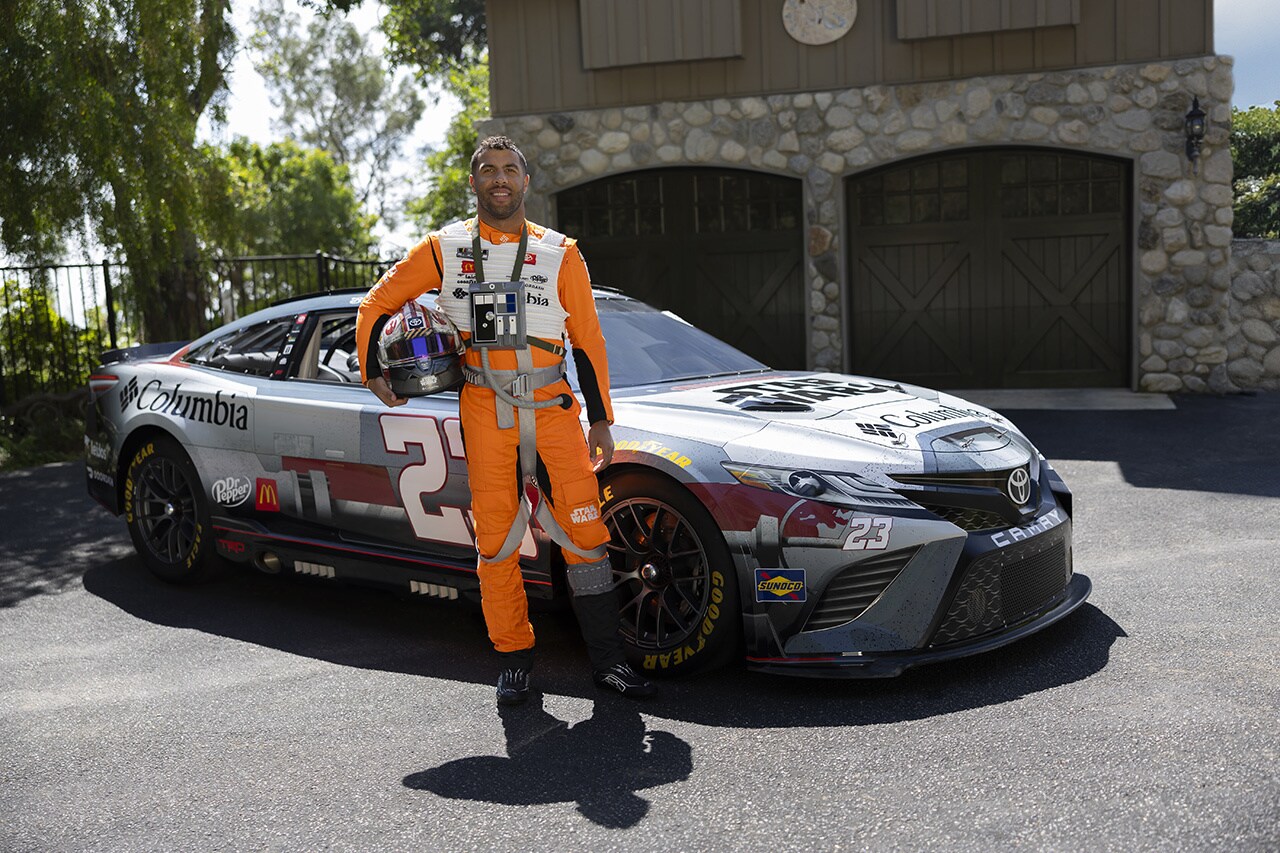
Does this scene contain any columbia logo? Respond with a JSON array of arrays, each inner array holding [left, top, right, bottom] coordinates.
[[858, 422, 897, 438], [453, 288, 468, 300], [120, 376, 140, 411]]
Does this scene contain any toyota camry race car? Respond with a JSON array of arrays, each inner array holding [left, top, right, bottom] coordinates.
[[85, 288, 1090, 678]]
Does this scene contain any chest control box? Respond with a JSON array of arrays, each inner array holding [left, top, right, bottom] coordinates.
[[468, 280, 527, 350]]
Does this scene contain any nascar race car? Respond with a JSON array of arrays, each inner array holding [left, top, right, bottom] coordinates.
[[85, 288, 1090, 678]]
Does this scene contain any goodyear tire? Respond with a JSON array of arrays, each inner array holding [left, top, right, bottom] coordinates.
[[122, 435, 221, 583], [600, 471, 741, 676]]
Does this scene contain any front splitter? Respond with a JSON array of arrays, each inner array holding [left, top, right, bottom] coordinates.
[[745, 573, 1092, 679]]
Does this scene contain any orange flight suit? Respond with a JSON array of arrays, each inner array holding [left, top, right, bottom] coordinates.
[[356, 219, 614, 657]]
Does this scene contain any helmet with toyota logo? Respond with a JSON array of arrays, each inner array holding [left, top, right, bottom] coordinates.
[[377, 299, 464, 396]]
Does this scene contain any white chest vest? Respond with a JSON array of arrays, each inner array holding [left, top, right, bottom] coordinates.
[[435, 220, 570, 342]]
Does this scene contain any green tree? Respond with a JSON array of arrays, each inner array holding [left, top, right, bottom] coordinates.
[[250, 0, 424, 224], [315, 0, 490, 230], [1231, 101, 1280, 239], [322, 0, 486, 79], [406, 58, 490, 229], [0, 0, 235, 341], [203, 139, 377, 257], [0, 277, 102, 404]]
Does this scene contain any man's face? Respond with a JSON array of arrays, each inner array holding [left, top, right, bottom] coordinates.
[[470, 148, 529, 222]]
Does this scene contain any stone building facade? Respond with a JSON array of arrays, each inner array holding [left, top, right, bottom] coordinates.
[[480, 54, 1261, 391]]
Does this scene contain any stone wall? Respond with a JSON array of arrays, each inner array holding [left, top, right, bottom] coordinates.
[[479, 57, 1236, 388], [1226, 238, 1280, 391]]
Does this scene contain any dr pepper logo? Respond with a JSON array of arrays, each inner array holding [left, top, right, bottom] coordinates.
[[255, 478, 280, 512], [211, 475, 252, 507]]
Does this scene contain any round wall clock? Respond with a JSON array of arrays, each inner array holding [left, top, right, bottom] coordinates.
[[782, 0, 858, 46]]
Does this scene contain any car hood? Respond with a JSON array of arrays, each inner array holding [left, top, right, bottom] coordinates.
[[611, 371, 1025, 468]]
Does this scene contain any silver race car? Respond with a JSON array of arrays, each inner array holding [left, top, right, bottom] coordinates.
[[85, 288, 1090, 678]]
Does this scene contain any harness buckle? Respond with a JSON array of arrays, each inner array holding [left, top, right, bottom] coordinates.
[[509, 374, 530, 397]]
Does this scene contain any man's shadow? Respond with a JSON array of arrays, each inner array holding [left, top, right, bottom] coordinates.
[[403, 693, 692, 829]]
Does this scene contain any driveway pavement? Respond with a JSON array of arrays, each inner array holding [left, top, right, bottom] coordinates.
[[1, 392, 1276, 851]]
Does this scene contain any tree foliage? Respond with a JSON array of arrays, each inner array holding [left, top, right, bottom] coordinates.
[[202, 139, 377, 257], [250, 0, 424, 224], [320, 0, 486, 79], [0, 0, 236, 341], [0, 277, 103, 405], [406, 58, 490, 230], [1231, 102, 1280, 239]]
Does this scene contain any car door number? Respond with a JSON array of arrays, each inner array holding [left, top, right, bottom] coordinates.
[[843, 516, 893, 550], [378, 413, 535, 556]]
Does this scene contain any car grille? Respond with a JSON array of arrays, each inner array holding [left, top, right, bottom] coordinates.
[[892, 468, 1022, 490], [929, 530, 1071, 646], [918, 504, 1006, 532], [802, 547, 919, 632]]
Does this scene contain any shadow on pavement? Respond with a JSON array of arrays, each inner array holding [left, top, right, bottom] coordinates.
[[0, 461, 132, 607], [404, 693, 693, 829], [83, 556, 1125, 729], [1001, 392, 1280, 498]]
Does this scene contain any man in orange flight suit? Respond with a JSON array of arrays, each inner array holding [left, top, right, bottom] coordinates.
[[356, 136, 654, 704]]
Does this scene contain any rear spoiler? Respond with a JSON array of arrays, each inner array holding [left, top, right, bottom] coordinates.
[[98, 341, 188, 367]]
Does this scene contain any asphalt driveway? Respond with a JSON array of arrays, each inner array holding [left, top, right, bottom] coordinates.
[[1, 392, 1276, 851]]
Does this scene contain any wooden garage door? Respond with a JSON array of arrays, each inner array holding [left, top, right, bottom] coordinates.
[[847, 149, 1130, 389], [557, 169, 805, 369]]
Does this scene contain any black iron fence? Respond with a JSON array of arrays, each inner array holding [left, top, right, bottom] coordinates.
[[0, 252, 394, 410]]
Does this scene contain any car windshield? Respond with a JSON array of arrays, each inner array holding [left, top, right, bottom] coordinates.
[[569, 297, 769, 389]]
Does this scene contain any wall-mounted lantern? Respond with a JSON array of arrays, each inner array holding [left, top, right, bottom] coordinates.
[[1184, 96, 1207, 175]]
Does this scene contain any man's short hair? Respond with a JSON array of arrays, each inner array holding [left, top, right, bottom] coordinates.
[[470, 136, 528, 175]]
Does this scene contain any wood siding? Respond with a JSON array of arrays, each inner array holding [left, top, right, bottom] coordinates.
[[579, 0, 742, 69], [896, 0, 1079, 41], [487, 0, 1214, 117]]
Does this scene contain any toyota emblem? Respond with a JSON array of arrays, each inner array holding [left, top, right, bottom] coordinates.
[[1007, 467, 1031, 506]]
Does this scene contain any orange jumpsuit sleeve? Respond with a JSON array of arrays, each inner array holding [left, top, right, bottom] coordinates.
[[355, 235, 444, 383], [558, 239, 614, 425]]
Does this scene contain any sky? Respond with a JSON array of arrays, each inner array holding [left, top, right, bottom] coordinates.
[[209, 0, 1280, 246]]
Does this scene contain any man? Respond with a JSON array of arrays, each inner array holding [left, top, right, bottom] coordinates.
[[355, 136, 654, 705]]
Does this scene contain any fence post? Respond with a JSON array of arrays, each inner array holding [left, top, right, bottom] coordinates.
[[102, 259, 118, 349], [316, 251, 328, 294]]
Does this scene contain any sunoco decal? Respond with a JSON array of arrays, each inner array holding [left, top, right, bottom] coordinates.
[[713, 377, 898, 406], [755, 569, 807, 602], [121, 378, 248, 431], [211, 476, 253, 507]]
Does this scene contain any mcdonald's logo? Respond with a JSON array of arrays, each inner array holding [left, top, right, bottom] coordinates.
[[461, 260, 475, 274], [255, 478, 280, 512]]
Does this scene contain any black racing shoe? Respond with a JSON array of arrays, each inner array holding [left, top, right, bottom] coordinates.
[[496, 667, 531, 706], [592, 662, 655, 698]]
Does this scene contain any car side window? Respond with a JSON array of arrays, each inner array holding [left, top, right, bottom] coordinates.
[[184, 317, 292, 376], [293, 311, 362, 384]]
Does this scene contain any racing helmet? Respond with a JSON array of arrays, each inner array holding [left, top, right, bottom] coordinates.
[[377, 300, 464, 396]]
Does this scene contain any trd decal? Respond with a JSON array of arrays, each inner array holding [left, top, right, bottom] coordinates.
[[755, 569, 807, 602]]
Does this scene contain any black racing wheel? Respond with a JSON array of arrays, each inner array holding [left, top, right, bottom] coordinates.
[[600, 471, 741, 676], [122, 434, 222, 583]]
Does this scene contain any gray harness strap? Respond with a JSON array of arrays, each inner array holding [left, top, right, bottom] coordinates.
[[468, 348, 608, 565]]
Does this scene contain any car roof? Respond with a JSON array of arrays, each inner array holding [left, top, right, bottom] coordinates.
[[186, 286, 639, 351]]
